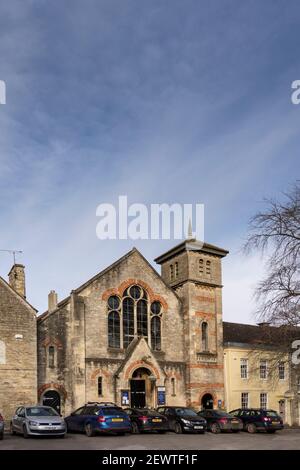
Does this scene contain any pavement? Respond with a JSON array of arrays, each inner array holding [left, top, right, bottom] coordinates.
[[1, 429, 300, 450]]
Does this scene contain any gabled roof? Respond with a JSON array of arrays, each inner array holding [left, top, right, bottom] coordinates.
[[38, 247, 179, 322], [0, 275, 37, 313], [155, 238, 229, 264]]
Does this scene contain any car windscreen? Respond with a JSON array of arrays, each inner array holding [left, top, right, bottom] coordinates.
[[26, 407, 58, 417], [266, 411, 279, 417], [175, 408, 197, 417], [100, 408, 124, 416], [214, 411, 231, 417], [136, 409, 161, 416]]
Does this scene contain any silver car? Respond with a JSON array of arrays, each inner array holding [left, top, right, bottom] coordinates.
[[10, 406, 66, 438]]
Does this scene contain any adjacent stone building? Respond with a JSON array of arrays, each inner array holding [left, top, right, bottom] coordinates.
[[0, 265, 37, 422], [37, 239, 228, 416]]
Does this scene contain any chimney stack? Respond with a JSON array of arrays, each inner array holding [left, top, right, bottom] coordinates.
[[8, 264, 26, 298], [48, 290, 58, 313]]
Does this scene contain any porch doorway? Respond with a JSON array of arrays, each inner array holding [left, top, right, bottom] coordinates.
[[42, 390, 61, 414], [201, 393, 214, 410], [130, 367, 152, 408]]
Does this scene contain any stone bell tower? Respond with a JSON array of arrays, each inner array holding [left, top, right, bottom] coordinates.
[[155, 238, 228, 409]]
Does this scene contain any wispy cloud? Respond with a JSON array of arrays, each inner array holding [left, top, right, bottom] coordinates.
[[0, 1, 299, 320]]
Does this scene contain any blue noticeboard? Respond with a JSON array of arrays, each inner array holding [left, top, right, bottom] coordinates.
[[121, 390, 130, 406], [157, 387, 166, 405]]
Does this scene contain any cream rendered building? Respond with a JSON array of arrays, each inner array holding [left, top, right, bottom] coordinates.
[[223, 322, 295, 425]]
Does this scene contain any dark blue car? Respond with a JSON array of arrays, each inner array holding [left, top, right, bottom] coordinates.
[[229, 408, 284, 434], [65, 402, 132, 436]]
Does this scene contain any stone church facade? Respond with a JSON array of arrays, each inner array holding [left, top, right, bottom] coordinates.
[[37, 239, 228, 416]]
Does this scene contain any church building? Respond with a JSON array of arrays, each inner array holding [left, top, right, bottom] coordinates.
[[37, 239, 228, 416]]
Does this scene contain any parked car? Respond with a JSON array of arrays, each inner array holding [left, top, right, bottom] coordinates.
[[156, 406, 207, 434], [0, 413, 4, 440], [198, 409, 243, 433], [10, 406, 66, 438], [124, 408, 169, 434], [229, 408, 284, 433], [65, 402, 131, 437]]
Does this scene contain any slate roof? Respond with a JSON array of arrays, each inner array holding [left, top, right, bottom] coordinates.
[[223, 321, 300, 348]]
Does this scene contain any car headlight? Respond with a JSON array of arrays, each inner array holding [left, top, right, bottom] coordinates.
[[181, 419, 191, 425], [29, 421, 39, 426]]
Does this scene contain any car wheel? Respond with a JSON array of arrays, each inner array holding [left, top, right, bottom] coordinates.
[[211, 423, 221, 434], [85, 423, 95, 437], [246, 423, 256, 434], [23, 425, 29, 439], [131, 422, 140, 434], [175, 422, 183, 434]]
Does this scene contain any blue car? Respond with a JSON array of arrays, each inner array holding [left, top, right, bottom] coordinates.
[[65, 402, 132, 436]]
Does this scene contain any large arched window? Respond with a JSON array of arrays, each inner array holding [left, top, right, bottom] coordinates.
[[150, 301, 162, 351], [108, 311, 120, 348], [107, 285, 163, 350], [123, 297, 134, 348], [201, 322, 208, 351]]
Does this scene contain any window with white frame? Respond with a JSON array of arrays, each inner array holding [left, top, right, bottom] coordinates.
[[260, 393, 268, 409], [240, 358, 248, 379], [260, 360, 268, 379], [241, 392, 249, 409], [278, 362, 285, 380]]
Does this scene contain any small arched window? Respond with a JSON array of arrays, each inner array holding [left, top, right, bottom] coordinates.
[[0, 340, 6, 365], [174, 262, 179, 278], [48, 346, 55, 368], [170, 264, 174, 280], [98, 376, 103, 396], [206, 260, 211, 275], [171, 377, 176, 396], [199, 258, 204, 274], [201, 322, 208, 351], [108, 311, 120, 348]]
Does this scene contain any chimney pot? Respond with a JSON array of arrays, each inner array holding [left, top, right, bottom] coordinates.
[[8, 264, 26, 298], [48, 290, 58, 313]]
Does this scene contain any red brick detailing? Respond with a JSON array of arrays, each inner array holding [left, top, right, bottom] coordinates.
[[41, 337, 63, 349], [90, 368, 111, 381], [194, 311, 214, 318], [124, 360, 160, 380], [38, 383, 68, 399], [188, 364, 223, 369], [195, 295, 214, 303], [187, 383, 224, 389], [101, 288, 119, 301], [102, 279, 168, 311]]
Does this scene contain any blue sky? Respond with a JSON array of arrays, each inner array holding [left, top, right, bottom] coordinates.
[[0, 0, 299, 322]]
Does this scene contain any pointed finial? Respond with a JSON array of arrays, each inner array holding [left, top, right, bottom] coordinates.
[[187, 218, 193, 239]]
